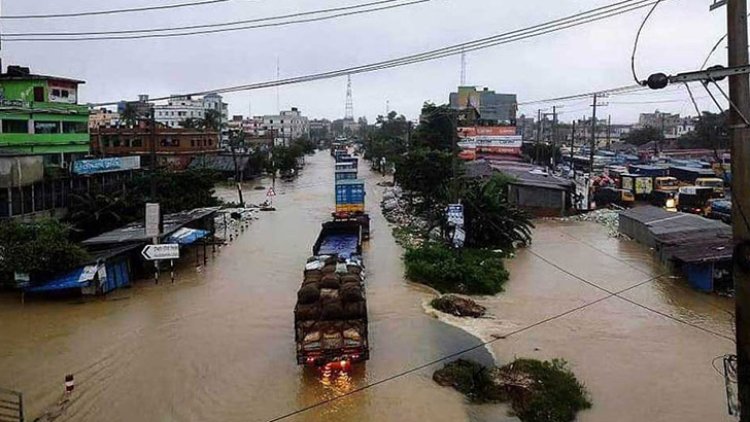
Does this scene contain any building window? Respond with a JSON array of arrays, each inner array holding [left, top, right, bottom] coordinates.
[[61, 90, 70, 98], [112, 137, 121, 147], [52, 89, 61, 97], [33, 86, 45, 102], [62, 121, 88, 134], [34, 121, 60, 134], [132, 138, 142, 147], [2, 119, 28, 133]]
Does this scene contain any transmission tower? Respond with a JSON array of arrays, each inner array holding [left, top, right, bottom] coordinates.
[[460, 48, 466, 86], [345, 75, 354, 120]]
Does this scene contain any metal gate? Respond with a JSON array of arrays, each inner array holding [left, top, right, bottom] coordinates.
[[0, 388, 23, 422]]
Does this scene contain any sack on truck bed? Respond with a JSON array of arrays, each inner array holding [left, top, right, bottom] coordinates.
[[319, 288, 340, 303], [321, 302, 344, 320], [295, 303, 321, 321], [342, 301, 366, 319], [346, 264, 363, 275], [298, 284, 320, 305], [302, 276, 321, 286], [319, 275, 341, 290], [340, 273, 361, 285], [321, 264, 337, 274], [304, 269, 322, 279], [340, 284, 363, 303]]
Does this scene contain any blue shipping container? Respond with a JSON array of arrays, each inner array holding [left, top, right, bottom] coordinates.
[[335, 180, 366, 205], [335, 169, 358, 181]]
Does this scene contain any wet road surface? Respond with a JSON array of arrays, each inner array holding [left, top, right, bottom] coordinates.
[[0, 151, 736, 421]]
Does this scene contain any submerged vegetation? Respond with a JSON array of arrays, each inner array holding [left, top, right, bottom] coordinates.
[[433, 358, 591, 422]]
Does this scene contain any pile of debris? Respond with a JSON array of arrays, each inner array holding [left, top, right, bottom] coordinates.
[[550, 208, 624, 238], [430, 294, 487, 318]]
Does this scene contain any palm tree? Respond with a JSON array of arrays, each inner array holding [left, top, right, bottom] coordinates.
[[120, 103, 139, 128], [202, 109, 222, 131], [180, 118, 199, 129]]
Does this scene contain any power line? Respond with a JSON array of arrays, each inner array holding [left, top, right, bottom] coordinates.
[[630, 0, 665, 85], [91, 0, 660, 105], [4, 0, 410, 38], [0, 0, 238, 20], [3, 0, 431, 42], [264, 268, 667, 422]]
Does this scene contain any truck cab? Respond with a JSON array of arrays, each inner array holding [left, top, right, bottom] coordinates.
[[653, 176, 679, 192], [695, 177, 725, 198]]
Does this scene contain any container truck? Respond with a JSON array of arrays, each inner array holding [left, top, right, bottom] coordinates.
[[695, 177, 725, 198], [335, 169, 358, 181], [620, 173, 654, 199], [677, 186, 714, 215], [295, 221, 369, 369], [669, 166, 717, 184], [335, 179, 366, 214], [335, 162, 356, 171]]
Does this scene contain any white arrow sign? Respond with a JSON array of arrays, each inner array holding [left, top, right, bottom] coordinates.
[[141, 244, 180, 261]]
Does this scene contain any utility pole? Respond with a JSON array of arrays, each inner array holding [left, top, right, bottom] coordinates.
[[536, 109, 542, 144], [607, 115, 612, 150], [571, 120, 576, 179], [552, 106, 558, 145], [150, 106, 157, 201], [590, 94, 598, 176], [727, 0, 750, 418]]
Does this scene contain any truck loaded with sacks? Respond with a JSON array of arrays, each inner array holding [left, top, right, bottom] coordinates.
[[294, 221, 369, 369]]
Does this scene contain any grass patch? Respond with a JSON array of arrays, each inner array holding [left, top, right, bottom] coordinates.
[[404, 242, 508, 295], [433, 359, 591, 422]]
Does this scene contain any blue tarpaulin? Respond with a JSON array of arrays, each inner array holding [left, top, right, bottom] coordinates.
[[24, 265, 99, 293], [167, 228, 210, 245], [318, 234, 359, 259]]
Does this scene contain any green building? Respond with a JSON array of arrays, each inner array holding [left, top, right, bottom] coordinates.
[[0, 65, 89, 164]]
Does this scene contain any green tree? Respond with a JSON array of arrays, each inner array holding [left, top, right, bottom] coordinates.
[[180, 118, 200, 129], [678, 112, 728, 151], [624, 125, 663, 146], [395, 148, 456, 214], [411, 103, 456, 151], [202, 109, 222, 131], [120, 103, 140, 128], [67, 190, 129, 240], [0, 220, 90, 282], [462, 174, 534, 251]]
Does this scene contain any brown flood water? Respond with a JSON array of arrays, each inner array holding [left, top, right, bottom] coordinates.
[[0, 151, 736, 422]]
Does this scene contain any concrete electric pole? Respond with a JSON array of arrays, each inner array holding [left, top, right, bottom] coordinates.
[[727, 0, 750, 418], [590, 94, 598, 176]]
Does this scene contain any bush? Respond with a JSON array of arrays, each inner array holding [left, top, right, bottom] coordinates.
[[404, 243, 508, 295], [434, 358, 592, 422], [507, 359, 592, 422]]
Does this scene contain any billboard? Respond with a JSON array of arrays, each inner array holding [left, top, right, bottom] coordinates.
[[72, 156, 141, 175], [458, 136, 523, 156], [457, 126, 517, 137]]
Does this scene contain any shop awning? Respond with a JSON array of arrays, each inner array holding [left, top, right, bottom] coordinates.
[[167, 228, 210, 245], [23, 264, 100, 293]]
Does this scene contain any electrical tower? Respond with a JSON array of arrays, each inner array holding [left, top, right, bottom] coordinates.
[[345, 75, 354, 121], [460, 49, 466, 85]]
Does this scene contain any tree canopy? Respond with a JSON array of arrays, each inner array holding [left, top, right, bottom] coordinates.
[[678, 112, 728, 150], [0, 220, 89, 282], [411, 102, 456, 151], [624, 125, 663, 146]]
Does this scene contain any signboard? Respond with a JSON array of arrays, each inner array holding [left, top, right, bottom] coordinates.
[[72, 156, 141, 175], [446, 204, 464, 226], [141, 244, 180, 261], [266, 187, 276, 197], [458, 126, 517, 137], [458, 135, 523, 156], [145, 203, 160, 238]]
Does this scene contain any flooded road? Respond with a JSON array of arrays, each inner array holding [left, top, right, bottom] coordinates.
[[0, 151, 736, 421], [0, 151, 490, 422]]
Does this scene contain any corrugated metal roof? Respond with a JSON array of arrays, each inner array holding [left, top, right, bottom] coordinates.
[[667, 239, 733, 263], [82, 207, 220, 246], [189, 155, 250, 173]]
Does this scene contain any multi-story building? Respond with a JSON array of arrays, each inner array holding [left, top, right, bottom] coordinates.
[[259, 108, 310, 143], [89, 108, 120, 129], [154, 96, 205, 128], [90, 122, 220, 170], [309, 119, 332, 141], [637, 110, 683, 139], [227, 115, 244, 132], [449, 86, 517, 125], [0, 65, 89, 164]]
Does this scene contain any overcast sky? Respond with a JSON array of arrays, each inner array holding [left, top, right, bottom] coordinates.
[[0, 0, 732, 124]]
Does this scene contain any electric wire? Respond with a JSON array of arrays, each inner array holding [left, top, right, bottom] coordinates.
[[630, 0, 664, 85], [264, 266, 666, 422], [0, 0, 237, 20], [3, 0, 430, 42], [84, 0, 658, 105], [3, 0, 413, 38]]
